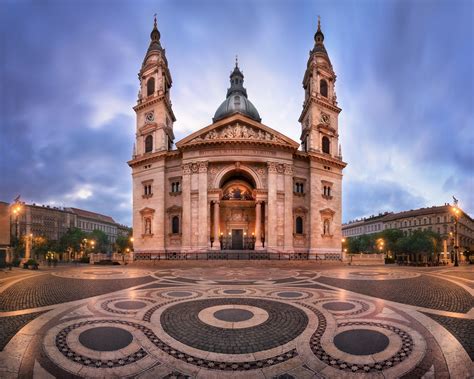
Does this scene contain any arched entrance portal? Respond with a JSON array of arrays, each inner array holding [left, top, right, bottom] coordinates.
[[214, 171, 259, 250]]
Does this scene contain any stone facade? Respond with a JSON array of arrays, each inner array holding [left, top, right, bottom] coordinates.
[[129, 17, 346, 258], [343, 204, 474, 257]]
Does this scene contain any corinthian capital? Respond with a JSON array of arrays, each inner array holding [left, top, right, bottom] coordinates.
[[198, 161, 209, 173], [284, 164, 293, 175], [182, 163, 191, 175], [267, 161, 278, 173]]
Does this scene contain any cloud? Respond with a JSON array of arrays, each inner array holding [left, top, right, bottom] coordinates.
[[0, 0, 472, 227]]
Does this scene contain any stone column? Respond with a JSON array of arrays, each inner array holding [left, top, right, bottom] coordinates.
[[181, 163, 191, 251], [284, 164, 294, 253], [267, 162, 278, 251], [198, 161, 208, 251], [213, 201, 220, 250], [255, 201, 262, 249]]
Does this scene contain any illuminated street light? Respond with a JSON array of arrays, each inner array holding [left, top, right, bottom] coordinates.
[[451, 202, 460, 267]]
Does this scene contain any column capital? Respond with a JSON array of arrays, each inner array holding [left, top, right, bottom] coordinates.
[[267, 161, 278, 173], [182, 163, 191, 175], [284, 163, 293, 175], [198, 161, 209, 173]]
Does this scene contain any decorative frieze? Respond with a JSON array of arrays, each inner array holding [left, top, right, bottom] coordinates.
[[190, 123, 286, 144]]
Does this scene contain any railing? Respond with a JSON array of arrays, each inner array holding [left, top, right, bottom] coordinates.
[[131, 251, 337, 261]]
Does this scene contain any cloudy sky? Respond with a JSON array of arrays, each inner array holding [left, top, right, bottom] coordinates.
[[1, 0, 473, 226]]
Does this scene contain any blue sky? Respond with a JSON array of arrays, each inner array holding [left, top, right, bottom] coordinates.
[[1, 0, 473, 226]]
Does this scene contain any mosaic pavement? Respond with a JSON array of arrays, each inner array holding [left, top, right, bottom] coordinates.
[[0, 263, 472, 378]]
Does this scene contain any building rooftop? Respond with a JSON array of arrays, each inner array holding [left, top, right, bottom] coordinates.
[[67, 207, 116, 224]]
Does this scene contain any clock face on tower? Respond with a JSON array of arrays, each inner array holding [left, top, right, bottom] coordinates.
[[145, 112, 155, 123]]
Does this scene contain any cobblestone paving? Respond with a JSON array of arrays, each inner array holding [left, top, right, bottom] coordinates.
[[0, 264, 472, 378], [423, 313, 474, 361], [441, 271, 474, 280], [316, 275, 474, 313], [0, 274, 155, 311], [0, 311, 47, 350], [161, 298, 308, 354]]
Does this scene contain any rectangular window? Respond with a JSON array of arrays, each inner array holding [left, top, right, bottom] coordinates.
[[171, 181, 181, 193]]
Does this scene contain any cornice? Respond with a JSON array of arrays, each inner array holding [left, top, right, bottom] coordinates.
[[298, 97, 341, 123], [133, 95, 176, 122], [128, 150, 180, 168], [308, 152, 347, 169]]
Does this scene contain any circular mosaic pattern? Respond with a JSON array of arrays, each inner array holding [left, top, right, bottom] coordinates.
[[277, 291, 304, 298], [320, 269, 420, 281], [83, 271, 117, 275], [305, 305, 417, 373], [198, 304, 269, 329], [322, 302, 356, 311], [78, 327, 133, 351], [114, 301, 147, 310], [170, 268, 301, 282], [223, 289, 246, 295], [166, 291, 193, 298], [333, 329, 389, 355], [214, 308, 254, 322], [160, 298, 309, 354], [99, 297, 156, 315]]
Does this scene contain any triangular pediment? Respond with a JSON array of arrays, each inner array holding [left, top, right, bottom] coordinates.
[[176, 113, 299, 150]]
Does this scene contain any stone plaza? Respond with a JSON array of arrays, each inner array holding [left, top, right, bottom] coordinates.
[[0, 262, 472, 378]]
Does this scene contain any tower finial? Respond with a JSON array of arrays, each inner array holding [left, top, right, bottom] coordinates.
[[235, 54, 238, 68], [318, 15, 321, 31], [154, 13, 157, 27]]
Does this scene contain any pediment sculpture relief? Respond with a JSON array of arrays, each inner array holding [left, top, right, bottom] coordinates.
[[190, 123, 286, 144]]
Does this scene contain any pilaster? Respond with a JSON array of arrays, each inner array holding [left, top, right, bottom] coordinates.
[[267, 162, 278, 251], [181, 163, 192, 250], [284, 164, 294, 252], [198, 161, 209, 250]]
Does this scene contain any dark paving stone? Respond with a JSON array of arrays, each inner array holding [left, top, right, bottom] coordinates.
[[213, 308, 254, 322], [316, 275, 474, 313], [161, 298, 308, 354], [166, 291, 193, 297], [422, 313, 474, 360], [0, 274, 155, 311], [277, 291, 303, 298], [0, 311, 47, 350], [78, 327, 133, 351], [139, 282, 185, 289], [223, 289, 246, 294], [114, 300, 147, 310], [352, 272, 388, 276], [333, 329, 389, 355], [322, 301, 355, 311]]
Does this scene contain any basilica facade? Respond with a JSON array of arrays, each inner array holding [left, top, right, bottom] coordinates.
[[128, 17, 346, 259]]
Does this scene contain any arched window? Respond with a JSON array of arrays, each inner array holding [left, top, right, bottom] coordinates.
[[320, 79, 328, 97], [322, 136, 330, 154], [295, 217, 303, 234], [172, 216, 180, 234], [147, 77, 155, 96], [145, 135, 153, 153]]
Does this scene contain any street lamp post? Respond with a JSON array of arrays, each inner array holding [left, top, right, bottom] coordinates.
[[451, 204, 460, 267]]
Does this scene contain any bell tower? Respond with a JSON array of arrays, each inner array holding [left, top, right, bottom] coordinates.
[[133, 15, 176, 157], [299, 17, 341, 159]]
